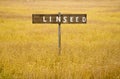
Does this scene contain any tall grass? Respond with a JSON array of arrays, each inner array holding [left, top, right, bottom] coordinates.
[[0, 0, 120, 79]]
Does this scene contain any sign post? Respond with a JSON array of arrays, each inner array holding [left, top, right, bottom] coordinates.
[[58, 12, 61, 55], [32, 12, 87, 55]]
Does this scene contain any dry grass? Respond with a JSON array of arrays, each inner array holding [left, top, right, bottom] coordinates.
[[0, 0, 120, 79]]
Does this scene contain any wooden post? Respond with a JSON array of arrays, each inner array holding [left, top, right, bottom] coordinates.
[[58, 12, 61, 55]]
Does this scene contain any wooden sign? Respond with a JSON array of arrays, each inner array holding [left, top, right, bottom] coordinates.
[[32, 12, 87, 55], [32, 14, 87, 24]]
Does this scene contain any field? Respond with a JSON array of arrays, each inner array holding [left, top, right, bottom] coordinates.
[[0, 0, 120, 79]]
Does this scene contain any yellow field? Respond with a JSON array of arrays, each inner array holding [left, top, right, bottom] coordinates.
[[0, 0, 120, 79]]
